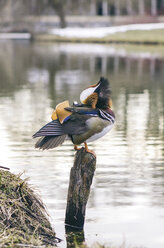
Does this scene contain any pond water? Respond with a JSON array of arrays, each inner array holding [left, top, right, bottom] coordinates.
[[0, 41, 164, 248]]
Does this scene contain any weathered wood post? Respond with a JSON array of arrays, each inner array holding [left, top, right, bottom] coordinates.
[[65, 148, 96, 231]]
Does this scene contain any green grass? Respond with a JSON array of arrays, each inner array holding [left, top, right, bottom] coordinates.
[[104, 29, 164, 44]]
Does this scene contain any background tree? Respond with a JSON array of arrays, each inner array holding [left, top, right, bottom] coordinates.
[[47, 0, 66, 28], [0, 0, 66, 30]]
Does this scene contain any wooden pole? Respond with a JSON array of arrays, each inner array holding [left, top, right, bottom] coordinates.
[[65, 148, 96, 231]]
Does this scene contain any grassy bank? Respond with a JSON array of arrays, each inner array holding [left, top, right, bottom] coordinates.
[[0, 169, 60, 247], [35, 29, 164, 45], [104, 29, 164, 44]]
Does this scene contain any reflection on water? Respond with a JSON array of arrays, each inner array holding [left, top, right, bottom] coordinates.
[[0, 41, 164, 248]]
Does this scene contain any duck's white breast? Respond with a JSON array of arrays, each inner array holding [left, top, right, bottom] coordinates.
[[86, 123, 113, 143]]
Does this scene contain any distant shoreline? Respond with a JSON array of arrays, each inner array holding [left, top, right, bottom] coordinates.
[[35, 23, 164, 45], [1, 24, 164, 45], [35, 29, 164, 45]]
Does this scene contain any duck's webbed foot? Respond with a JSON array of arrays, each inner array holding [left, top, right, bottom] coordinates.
[[74, 143, 96, 157], [74, 145, 82, 151], [84, 142, 96, 157]]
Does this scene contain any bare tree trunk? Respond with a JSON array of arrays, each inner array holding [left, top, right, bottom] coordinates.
[[138, 0, 145, 15], [90, 0, 96, 15], [102, 0, 108, 16], [57, 4, 66, 28], [126, 0, 133, 15], [151, 0, 157, 16], [6, 0, 13, 23], [65, 148, 96, 231], [115, 0, 120, 16], [31, 0, 37, 13], [49, 0, 67, 28], [78, 0, 84, 15]]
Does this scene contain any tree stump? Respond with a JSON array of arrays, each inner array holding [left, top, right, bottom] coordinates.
[[66, 230, 85, 247], [65, 148, 96, 231]]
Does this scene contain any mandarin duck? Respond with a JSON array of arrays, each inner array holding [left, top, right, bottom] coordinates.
[[33, 77, 115, 153]]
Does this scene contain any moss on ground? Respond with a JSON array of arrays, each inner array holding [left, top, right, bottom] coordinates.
[[0, 169, 61, 247]]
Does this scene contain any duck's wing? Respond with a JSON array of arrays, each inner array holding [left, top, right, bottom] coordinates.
[[61, 113, 89, 135], [32, 119, 65, 138], [61, 107, 99, 135], [32, 119, 67, 150], [64, 107, 99, 117], [32, 107, 96, 139], [32, 108, 99, 150]]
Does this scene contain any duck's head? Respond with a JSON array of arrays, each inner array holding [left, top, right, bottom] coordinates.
[[80, 77, 112, 109]]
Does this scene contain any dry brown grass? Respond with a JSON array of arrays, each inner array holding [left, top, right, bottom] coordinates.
[[0, 169, 61, 247]]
